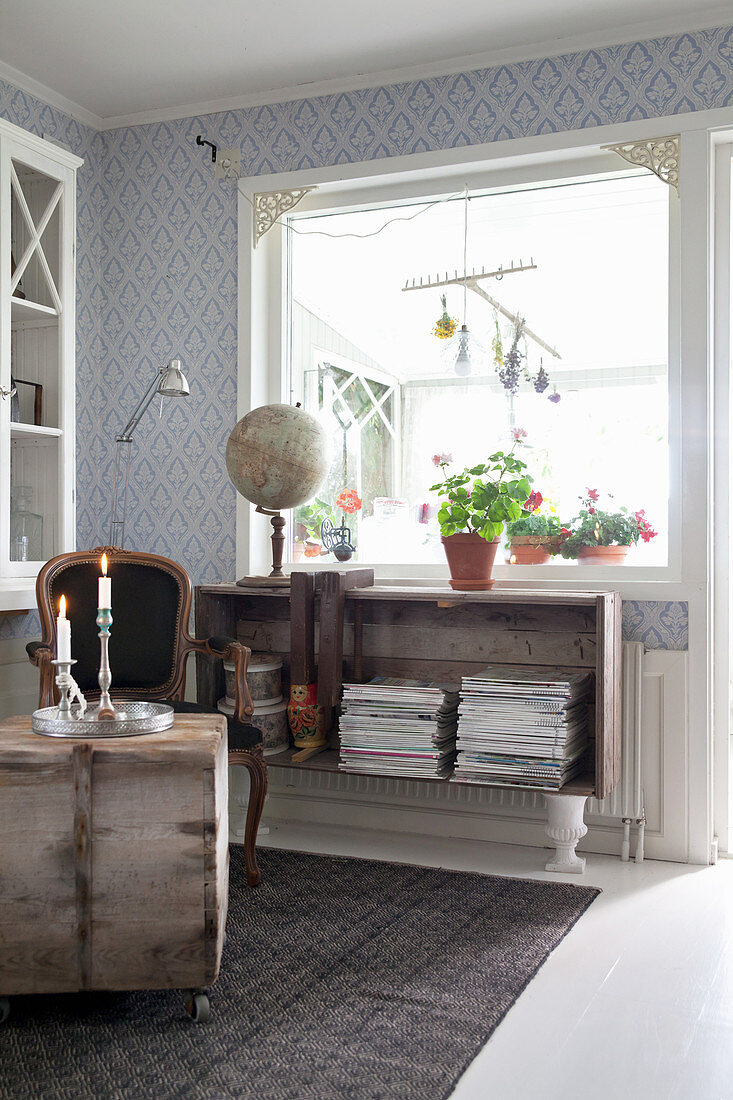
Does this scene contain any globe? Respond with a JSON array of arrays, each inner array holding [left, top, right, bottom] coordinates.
[[225, 403, 330, 513]]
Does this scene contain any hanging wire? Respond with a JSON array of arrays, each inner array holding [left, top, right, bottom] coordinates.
[[462, 183, 468, 325], [237, 183, 466, 240]]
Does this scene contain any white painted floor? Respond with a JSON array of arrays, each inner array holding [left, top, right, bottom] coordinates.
[[253, 823, 733, 1100]]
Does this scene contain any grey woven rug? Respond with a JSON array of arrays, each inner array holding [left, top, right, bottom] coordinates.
[[0, 847, 598, 1100]]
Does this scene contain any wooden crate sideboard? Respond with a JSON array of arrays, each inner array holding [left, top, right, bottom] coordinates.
[[0, 714, 228, 1001], [196, 580, 621, 802]]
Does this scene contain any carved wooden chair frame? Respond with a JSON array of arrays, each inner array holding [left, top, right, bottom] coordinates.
[[27, 546, 268, 887]]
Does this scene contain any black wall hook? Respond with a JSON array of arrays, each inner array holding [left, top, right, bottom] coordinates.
[[196, 135, 217, 163]]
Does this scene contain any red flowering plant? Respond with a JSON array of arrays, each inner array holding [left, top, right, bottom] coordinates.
[[335, 488, 362, 519], [505, 488, 566, 544], [558, 489, 658, 558], [430, 441, 533, 542]]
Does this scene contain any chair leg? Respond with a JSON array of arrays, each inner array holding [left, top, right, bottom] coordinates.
[[230, 748, 268, 887]]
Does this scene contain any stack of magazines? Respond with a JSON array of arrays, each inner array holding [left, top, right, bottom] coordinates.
[[452, 666, 593, 790], [339, 677, 459, 778]]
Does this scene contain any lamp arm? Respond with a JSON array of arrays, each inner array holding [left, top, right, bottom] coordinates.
[[109, 367, 165, 546], [116, 369, 165, 443]]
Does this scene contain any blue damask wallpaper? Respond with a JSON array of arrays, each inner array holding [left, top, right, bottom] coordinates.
[[2, 21, 730, 642]]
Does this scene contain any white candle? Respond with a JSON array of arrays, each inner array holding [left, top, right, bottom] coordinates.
[[98, 553, 111, 609], [57, 595, 71, 663]]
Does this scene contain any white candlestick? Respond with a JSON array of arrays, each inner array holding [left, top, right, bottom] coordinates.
[[98, 553, 111, 609], [57, 595, 71, 663]]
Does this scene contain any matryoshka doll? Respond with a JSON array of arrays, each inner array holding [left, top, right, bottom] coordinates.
[[287, 682, 326, 749]]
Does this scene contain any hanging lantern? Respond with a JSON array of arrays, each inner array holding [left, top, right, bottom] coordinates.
[[454, 325, 472, 376]]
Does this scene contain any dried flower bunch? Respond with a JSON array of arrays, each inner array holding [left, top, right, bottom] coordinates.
[[432, 295, 458, 340]]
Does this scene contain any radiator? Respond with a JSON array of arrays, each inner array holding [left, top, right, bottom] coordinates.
[[588, 640, 646, 860]]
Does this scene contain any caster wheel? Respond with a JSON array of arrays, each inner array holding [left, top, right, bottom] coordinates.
[[185, 992, 210, 1023], [0, 999, 10, 1024]]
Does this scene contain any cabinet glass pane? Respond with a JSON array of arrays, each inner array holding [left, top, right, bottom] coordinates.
[[10, 435, 59, 562], [10, 159, 62, 311]]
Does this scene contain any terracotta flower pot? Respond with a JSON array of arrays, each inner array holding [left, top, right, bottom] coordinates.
[[441, 533, 500, 591], [509, 535, 553, 565], [292, 542, 305, 562], [576, 544, 629, 565]]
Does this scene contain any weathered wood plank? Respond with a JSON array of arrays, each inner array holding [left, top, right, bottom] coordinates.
[[351, 655, 595, 687], [348, 586, 600, 605], [346, 599, 597, 634], [290, 571, 316, 685], [73, 743, 93, 990], [316, 569, 374, 741], [91, 920, 207, 990], [265, 748, 596, 797], [195, 591, 237, 709], [0, 714, 227, 998], [236, 618, 596, 668]]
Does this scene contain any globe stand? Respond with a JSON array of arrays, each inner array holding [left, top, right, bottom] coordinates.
[[236, 506, 291, 588]]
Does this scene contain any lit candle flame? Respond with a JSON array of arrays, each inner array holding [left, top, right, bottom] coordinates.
[[594, 522, 600, 542], [510, 554, 517, 565], [101, 552, 108, 576], [59, 595, 66, 618]]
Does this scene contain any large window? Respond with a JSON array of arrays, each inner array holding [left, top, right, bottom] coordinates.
[[286, 169, 669, 569]]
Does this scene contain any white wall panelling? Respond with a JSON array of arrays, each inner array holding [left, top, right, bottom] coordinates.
[[0, 637, 38, 719]]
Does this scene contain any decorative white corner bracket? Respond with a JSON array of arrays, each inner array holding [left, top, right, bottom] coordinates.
[[602, 134, 680, 196], [253, 187, 317, 246]]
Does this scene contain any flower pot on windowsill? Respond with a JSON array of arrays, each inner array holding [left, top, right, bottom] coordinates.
[[292, 542, 306, 562], [441, 533, 500, 591], [508, 535, 559, 565], [576, 544, 629, 564]]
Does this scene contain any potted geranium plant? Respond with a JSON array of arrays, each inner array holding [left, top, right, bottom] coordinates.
[[558, 489, 657, 564], [325, 488, 363, 561], [294, 497, 334, 559], [430, 441, 533, 590], [505, 491, 567, 564]]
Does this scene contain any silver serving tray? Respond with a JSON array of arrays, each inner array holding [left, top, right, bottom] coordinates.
[[32, 701, 174, 738]]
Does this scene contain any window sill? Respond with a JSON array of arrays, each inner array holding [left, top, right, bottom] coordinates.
[[287, 559, 685, 598]]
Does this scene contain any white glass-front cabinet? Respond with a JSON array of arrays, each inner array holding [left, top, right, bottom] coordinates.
[[0, 119, 82, 610]]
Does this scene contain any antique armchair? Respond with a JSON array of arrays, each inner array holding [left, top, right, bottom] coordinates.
[[26, 546, 268, 886]]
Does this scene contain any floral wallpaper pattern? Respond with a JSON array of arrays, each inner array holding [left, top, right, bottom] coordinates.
[[2, 22, 731, 641], [622, 600, 688, 650]]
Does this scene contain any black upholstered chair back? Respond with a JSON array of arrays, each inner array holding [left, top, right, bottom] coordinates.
[[28, 546, 267, 887], [47, 558, 183, 693]]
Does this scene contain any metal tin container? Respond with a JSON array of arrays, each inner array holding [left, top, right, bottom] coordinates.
[[224, 654, 282, 705], [218, 696, 289, 756]]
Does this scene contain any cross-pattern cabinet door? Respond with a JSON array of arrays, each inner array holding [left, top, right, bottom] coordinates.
[[0, 123, 81, 599]]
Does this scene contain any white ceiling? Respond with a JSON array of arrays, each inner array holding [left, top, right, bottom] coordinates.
[[1, 0, 730, 126]]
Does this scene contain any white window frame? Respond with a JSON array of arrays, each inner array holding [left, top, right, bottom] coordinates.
[[238, 107, 733, 865], [238, 126, 696, 595]]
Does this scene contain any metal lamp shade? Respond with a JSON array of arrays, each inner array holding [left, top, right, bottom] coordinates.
[[157, 358, 190, 397]]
